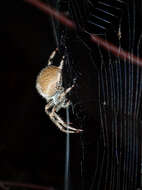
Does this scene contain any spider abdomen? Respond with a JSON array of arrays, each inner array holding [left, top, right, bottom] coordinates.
[[36, 65, 62, 100]]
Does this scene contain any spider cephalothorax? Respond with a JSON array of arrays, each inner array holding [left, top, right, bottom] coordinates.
[[36, 49, 83, 133]]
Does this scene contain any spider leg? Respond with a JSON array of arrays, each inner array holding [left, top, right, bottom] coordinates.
[[44, 85, 83, 133], [45, 100, 54, 112], [48, 48, 58, 66], [58, 55, 64, 70], [51, 85, 83, 133], [49, 111, 76, 133], [62, 100, 71, 108], [50, 100, 83, 133], [53, 112, 83, 133], [59, 85, 74, 100], [52, 100, 71, 113], [45, 100, 77, 133], [52, 85, 74, 113]]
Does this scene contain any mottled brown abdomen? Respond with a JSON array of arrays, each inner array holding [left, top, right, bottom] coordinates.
[[36, 65, 61, 98]]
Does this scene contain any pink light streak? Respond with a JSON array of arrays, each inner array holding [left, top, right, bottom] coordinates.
[[0, 181, 54, 190], [90, 35, 142, 66], [25, 0, 142, 67], [24, 0, 76, 29]]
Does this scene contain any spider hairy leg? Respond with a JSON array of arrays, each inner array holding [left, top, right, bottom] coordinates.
[[52, 100, 71, 113], [58, 56, 64, 69], [48, 48, 58, 66], [49, 111, 77, 133], [52, 85, 83, 133], [45, 103, 79, 133], [49, 101, 83, 133], [59, 85, 74, 100], [62, 100, 71, 108], [53, 112, 83, 133], [45, 101, 54, 111]]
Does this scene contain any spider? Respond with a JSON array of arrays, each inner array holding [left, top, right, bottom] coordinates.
[[36, 49, 83, 133]]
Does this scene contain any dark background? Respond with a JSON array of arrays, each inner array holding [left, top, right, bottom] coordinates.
[[1, 1, 98, 189], [1, 0, 69, 189], [0, 0, 142, 190]]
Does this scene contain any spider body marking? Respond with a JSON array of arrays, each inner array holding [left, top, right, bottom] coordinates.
[[36, 49, 83, 133]]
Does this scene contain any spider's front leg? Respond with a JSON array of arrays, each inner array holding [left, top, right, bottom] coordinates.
[[60, 85, 74, 100], [45, 100, 77, 133], [49, 106, 77, 133], [54, 112, 83, 133], [50, 107, 81, 133], [50, 88, 83, 133], [50, 85, 74, 114]]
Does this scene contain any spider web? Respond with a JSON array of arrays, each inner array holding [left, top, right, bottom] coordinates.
[[48, 0, 142, 190]]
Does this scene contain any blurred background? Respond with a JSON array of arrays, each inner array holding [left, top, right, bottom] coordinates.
[[0, 0, 142, 190]]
